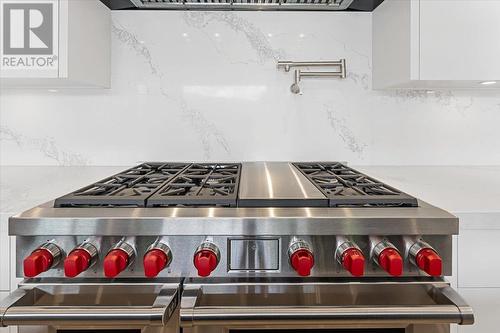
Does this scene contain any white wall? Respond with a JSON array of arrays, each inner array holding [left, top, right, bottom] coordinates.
[[1, 11, 500, 166]]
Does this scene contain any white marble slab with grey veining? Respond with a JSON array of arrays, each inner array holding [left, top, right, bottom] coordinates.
[[1, 11, 500, 166]]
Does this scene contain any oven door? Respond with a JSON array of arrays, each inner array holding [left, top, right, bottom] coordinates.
[[0, 280, 180, 333], [179, 280, 474, 333]]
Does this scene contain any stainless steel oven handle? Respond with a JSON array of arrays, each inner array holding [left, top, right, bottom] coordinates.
[[4, 306, 168, 326], [180, 285, 473, 327], [1, 285, 178, 327], [181, 305, 463, 326]]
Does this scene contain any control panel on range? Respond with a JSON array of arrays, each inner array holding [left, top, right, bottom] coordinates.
[[19, 235, 450, 279]]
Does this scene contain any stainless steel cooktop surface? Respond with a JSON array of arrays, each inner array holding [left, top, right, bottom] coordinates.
[[52, 162, 418, 208]]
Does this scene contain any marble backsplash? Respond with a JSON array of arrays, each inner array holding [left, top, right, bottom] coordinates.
[[1, 11, 500, 166]]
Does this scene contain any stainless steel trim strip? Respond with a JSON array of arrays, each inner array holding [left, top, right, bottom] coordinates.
[[8, 201, 458, 236]]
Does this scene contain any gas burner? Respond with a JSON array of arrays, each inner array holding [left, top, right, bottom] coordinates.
[[54, 163, 190, 207], [293, 162, 418, 207], [146, 163, 241, 207]]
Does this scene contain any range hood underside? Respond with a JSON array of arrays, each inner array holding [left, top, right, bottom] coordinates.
[[129, 0, 354, 11]]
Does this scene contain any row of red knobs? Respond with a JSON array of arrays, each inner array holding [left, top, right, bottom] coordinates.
[[23, 247, 217, 278], [291, 247, 442, 277], [23, 245, 442, 278]]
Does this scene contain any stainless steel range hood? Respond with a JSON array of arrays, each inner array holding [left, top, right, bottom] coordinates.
[[129, 0, 354, 11]]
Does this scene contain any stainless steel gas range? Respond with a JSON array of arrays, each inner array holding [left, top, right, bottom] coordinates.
[[0, 162, 474, 333]]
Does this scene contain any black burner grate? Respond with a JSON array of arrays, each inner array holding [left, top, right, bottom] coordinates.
[[293, 162, 418, 207], [54, 162, 416, 208], [54, 163, 190, 207], [146, 163, 242, 207]]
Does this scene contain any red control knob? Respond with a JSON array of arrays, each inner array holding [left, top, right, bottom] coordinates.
[[104, 249, 129, 278], [290, 249, 314, 277], [194, 250, 218, 277], [341, 248, 365, 277], [144, 249, 169, 278], [416, 248, 442, 276], [378, 248, 403, 276], [64, 249, 91, 278], [23, 249, 54, 277]]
